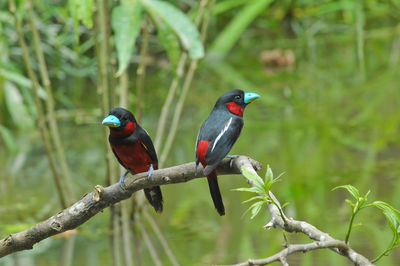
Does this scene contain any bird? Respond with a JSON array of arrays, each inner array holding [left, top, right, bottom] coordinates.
[[102, 107, 163, 213], [195, 89, 260, 215]]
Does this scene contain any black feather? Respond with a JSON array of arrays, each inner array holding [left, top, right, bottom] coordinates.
[[207, 172, 225, 216]]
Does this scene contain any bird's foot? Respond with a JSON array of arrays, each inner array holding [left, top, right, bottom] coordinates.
[[147, 164, 154, 180], [119, 170, 130, 189], [225, 155, 239, 168]]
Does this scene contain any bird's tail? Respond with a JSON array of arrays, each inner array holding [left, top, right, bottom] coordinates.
[[144, 186, 163, 213], [207, 170, 225, 216]]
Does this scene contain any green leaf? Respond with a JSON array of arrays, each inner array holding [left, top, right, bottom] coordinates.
[[281, 202, 289, 209], [112, 0, 144, 76], [345, 199, 355, 208], [332, 184, 360, 200], [68, 0, 94, 41], [233, 186, 265, 194], [265, 165, 273, 183], [369, 201, 400, 262], [152, 15, 181, 73], [4, 82, 34, 130], [0, 125, 18, 153], [370, 201, 400, 232], [242, 196, 264, 204], [250, 201, 263, 219], [213, 0, 248, 15], [141, 0, 204, 59], [241, 165, 264, 189]]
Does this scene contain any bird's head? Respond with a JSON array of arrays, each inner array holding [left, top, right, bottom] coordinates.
[[215, 89, 260, 116], [102, 107, 137, 133]]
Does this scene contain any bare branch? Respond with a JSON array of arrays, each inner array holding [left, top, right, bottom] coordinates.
[[0, 156, 261, 258], [227, 240, 350, 266]]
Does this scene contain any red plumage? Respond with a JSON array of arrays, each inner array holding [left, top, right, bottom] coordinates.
[[103, 108, 163, 213]]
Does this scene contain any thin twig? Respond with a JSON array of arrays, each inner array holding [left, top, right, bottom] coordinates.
[[143, 209, 180, 266], [9, 0, 67, 208], [137, 216, 162, 266], [227, 240, 349, 266]]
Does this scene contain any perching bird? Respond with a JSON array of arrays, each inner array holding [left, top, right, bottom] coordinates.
[[195, 89, 260, 215], [102, 108, 163, 213]]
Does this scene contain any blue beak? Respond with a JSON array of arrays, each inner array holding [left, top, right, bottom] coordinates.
[[244, 92, 260, 104], [102, 115, 121, 127]]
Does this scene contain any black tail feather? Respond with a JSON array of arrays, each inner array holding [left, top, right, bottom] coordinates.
[[144, 186, 163, 213], [207, 172, 225, 216]]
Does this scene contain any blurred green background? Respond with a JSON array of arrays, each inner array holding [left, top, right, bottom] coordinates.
[[1, 0, 400, 265]]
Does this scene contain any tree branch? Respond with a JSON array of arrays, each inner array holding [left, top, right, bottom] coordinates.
[[229, 240, 349, 266], [229, 166, 374, 266], [263, 192, 373, 265], [0, 156, 262, 258]]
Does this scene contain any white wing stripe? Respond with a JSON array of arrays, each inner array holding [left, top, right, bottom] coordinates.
[[211, 117, 232, 152]]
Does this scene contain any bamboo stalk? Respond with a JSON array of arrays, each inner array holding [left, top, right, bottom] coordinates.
[[119, 71, 129, 108], [26, 0, 75, 203], [154, 54, 187, 152], [159, 0, 214, 167], [355, 0, 365, 79], [143, 209, 180, 266], [154, 0, 209, 152], [159, 59, 198, 167], [112, 207, 123, 266], [121, 201, 134, 266], [96, 1, 123, 266], [59, 235, 76, 266], [96, 0, 113, 185], [9, 0, 67, 208], [135, 16, 150, 124], [137, 217, 162, 266]]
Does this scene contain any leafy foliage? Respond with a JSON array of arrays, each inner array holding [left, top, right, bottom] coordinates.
[[112, 0, 143, 76], [141, 0, 204, 59], [334, 185, 400, 262], [235, 165, 285, 220]]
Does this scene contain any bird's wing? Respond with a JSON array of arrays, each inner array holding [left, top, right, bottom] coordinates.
[[204, 117, 243, 169], [136, 127, 158, 169]]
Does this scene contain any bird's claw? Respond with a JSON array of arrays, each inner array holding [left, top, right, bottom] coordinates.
[[225, 155, 239, 168], [147, 164, 154, 180], [119, 170, 130, 189]]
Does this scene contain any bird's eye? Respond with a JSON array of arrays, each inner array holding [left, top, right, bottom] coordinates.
[[234, 95, 241, 100]]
